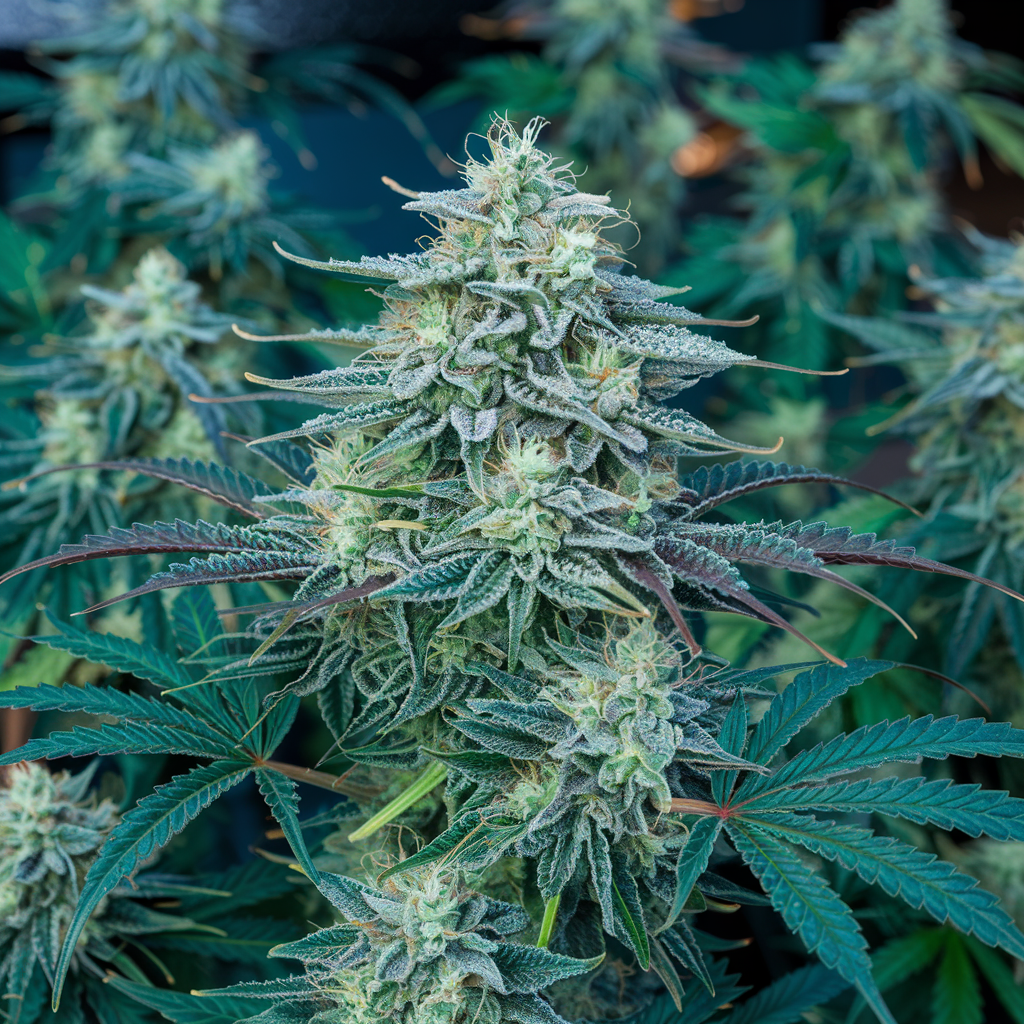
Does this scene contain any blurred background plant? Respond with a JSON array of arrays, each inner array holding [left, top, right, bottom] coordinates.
[[670, 0, 1024, 374], [0, 248, 251, 638], [808, 227, 1024, 711], [0, 760, 301, 1024], [0, 0, 450, 303]]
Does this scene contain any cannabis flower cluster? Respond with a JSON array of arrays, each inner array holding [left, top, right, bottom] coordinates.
[[214, 869, 599, 1024], [1, 763, 121, 1021], [1, 762, 118, 954], [685, 0, 1024, 370], [40, 0, 251, 183]]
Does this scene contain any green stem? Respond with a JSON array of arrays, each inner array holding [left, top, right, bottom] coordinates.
[[347, 761, 448, 842], [537, 894, 561, 949], [263, 759, 382, 804]]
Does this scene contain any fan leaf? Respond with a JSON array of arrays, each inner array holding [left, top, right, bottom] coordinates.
[[51, 760, 255, 1009]]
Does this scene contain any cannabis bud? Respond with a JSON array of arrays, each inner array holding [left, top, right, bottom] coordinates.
[[255, 117, 761, 479], [210, 868, 599, 1024], [36, 245, 235, 465], [0, 762, 118, 1017]]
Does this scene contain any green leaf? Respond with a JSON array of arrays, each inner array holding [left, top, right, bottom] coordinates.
[[867, 929, 945, 996], [960, 92, 1024, 177], [676, 461, 917, 521], [255, 768, 321, 883], [932, 933, 982, 1024], [712, 691, 748, 805], [36, 610, 194, 689], [0, 683, 232, 753], [197, 976, 319, 1000], [965, 935, 1024, 1024], [645, 957, 750, 1023], [437, 553, 514, 629], [60, 457, 272, 518], [2, 931, 38, 1023], [724, 964, 849, 1024], [378, 812, 528, 878], [331, 481, 425, 499], [0, 681, 163, 724], [816, 307, 936, 355], [270, 924, 360, 964], [661, 920, 715, 995], [52, 760, 254, 1009], [172, 587, 224, 656], [0, 719, 234, 764], [750, 814, 1024, 961], [747, 775, 1024, 841], [85, 550, 315, 615], [735, 715, 1024, 802], [649, 936, 687, 1014], [727, 822, 894, 1024], [0, 643, 74, 694], [105, 975, 270, 1024], [489, 943, 602, 992], [659, 817, 723, 934], [506, 576, 533, 674], [373, 553, 483, 602], [0, 519, 263, 588], [745, 659, 892, 765], [612, 873, 650, 970], [146, 916, 297, 965]]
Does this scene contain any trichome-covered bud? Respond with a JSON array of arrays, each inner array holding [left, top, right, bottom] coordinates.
[[121, 132, 298, 276], [218, 868, 598, 1024], [440, 621, 752, 963], [254, 117, 764, 479], [0, 763, 118, 1006]]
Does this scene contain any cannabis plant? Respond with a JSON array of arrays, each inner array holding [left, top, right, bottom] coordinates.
[[671, 0, 1024, 372], [0, 0, 441, 295], [0, 759, 294, 1024], [823, 228, 1024, 684], [1, 761, 117, 1022], [839, 905, 1024, 1023], [117, 130, 324, 280], [9, 624, 1024, 1022], [400, 654, 1024, 1024], [0, 0, 265, 279], [434, 0, 728, 273], [4, 120, 1024, 1022], [0, 246, 247, 655], [206, 867, 602, 1024], [5, 119, 1011, 700]]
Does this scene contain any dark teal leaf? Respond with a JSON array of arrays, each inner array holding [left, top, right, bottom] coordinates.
[[52, 760, 254, 1009]]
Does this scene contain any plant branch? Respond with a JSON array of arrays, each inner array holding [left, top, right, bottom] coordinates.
[[263, 759, 381, 803]]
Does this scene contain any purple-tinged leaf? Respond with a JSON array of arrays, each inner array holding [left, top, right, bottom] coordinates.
[[78, 552, 317, 615], [784, 522, 1024, 604], [670, 462, 920, 520], [0, 520, 264, 587], [657, 539, 845, 665]]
